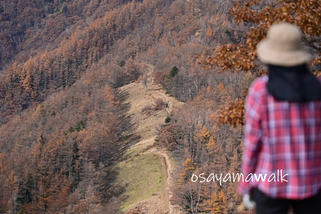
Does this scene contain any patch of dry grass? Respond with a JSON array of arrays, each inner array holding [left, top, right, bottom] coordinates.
[[116, 152, 163, 211]]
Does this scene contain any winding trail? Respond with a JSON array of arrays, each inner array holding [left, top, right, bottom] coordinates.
[[117, 63, 183, 213]]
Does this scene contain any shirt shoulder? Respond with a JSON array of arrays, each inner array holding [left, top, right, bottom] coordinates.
[[248, 76, 268, 96]]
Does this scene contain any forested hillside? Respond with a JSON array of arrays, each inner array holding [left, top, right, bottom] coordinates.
[[156, 0, 321, 213], [1, 0, 320, 213]]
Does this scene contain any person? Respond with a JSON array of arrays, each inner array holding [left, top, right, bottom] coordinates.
[[238, 23, 321, 214]]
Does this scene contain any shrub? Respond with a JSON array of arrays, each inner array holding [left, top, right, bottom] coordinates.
[[154, 98, 165, 110], [119, 60, 126, 67], [165, 116, 171, 123], [61, 6, 67, 13], [169, 66, 179, 78], [153, 70, 167, 85]]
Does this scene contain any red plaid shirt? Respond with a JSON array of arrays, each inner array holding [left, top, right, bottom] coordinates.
[[238, 76, 321, 199]]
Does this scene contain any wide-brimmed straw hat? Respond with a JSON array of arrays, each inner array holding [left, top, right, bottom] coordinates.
[[256, 23, 312, 67]]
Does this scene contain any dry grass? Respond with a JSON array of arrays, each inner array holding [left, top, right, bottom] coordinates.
[[116, 152, 163, 212], [141, 105, 153, 114], [115, 74, 185, 213]]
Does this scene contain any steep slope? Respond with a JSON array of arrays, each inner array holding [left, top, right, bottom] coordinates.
[[116, 63, 183, 213], [0, 0, 247, 212]]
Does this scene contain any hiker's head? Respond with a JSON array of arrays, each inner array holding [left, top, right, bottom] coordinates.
[[256, 23, 311, 67]]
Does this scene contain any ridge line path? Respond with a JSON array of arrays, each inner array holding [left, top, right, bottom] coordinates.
[[117, 63, 184, 213]]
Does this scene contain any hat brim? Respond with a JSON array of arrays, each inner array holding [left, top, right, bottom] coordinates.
[[257, 39, 312, 67]]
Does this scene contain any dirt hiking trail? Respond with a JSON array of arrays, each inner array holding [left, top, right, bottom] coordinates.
[[117, 63, 184, 214]]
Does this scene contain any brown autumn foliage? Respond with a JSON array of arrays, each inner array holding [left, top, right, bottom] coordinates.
[[195, 0, 321, 129], [203, 0, 321, 128], [0, 0, 246, 212], [201, 0, 321, 73], [157, 0, 321, 213], [2, 0, 320, 213], [0, 0, 132, 70], [1, 66, 128, 212], [159, 77, 247, 213]]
